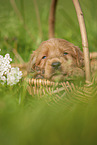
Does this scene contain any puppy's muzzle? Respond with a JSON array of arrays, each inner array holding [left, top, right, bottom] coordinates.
[[51, 61, 61, 70]]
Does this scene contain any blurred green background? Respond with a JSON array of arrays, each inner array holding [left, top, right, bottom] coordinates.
[[0, 0, 97, 145], [0, 0, 97, 60]]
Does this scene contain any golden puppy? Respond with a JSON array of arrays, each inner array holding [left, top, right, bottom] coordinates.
[[28, 38, 84, 82]]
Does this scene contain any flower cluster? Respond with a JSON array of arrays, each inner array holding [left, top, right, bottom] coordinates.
[[0, 50, 22, 85]]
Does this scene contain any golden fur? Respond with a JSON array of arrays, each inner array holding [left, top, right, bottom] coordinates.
[[28, 38, 85, 82]]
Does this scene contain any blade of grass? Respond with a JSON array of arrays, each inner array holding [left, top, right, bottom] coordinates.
[[10, 0, 35, 41]]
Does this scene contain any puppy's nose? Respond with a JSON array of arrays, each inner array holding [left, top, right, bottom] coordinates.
[[51, 62, 61, 69]]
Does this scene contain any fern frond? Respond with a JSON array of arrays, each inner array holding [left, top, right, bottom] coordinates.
[[26, 78, 97, 107]]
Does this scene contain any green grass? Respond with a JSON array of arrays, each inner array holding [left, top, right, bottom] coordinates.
[[0, 0, 97, 145]]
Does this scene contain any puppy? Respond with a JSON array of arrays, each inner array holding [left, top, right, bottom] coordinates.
[[27, 38, 84, 82]]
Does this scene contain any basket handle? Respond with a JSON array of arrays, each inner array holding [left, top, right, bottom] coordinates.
[[72, 0, 91, 82]]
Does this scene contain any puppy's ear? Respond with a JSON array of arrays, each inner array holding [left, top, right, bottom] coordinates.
[[73, 46, 84, 67], [27, 52, 36, 73]]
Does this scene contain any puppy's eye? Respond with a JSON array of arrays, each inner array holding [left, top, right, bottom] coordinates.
[[64, 52, 68, 55], [42, 56, 46, 59]]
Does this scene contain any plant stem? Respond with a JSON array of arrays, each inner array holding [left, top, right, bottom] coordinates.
[[49, 0, 58, 38], [20, 0, 25, 24], [72, 0, 91, 82]]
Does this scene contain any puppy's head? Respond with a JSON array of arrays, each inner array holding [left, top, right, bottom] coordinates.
[[28, 38, 84, 82]]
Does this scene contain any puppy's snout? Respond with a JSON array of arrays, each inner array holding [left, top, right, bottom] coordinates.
[[51, 61, 61, 69]]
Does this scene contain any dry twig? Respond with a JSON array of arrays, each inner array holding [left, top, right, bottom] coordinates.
[[90, 52, 97, 59], [49, 0, 58, 38], [13, 49, 25, 64]]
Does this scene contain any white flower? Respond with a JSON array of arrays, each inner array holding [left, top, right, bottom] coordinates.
[[0, 76, 6, 85], [0, 52, 22, 86], [7, 67, 22, 85], [5, 53, 12, 62]]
